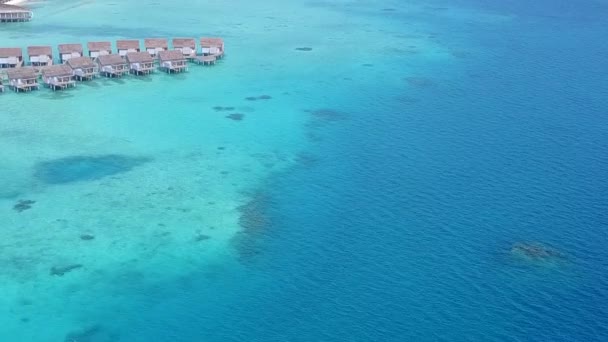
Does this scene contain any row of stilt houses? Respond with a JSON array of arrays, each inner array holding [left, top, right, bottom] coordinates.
[[0, 37, 224, 92]]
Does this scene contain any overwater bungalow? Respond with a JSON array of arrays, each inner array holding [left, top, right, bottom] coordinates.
[[172, 38, 197, 59], [144, 38, 168, 57], [27, 46, 53, 66], [0, 79, 4, 93], [117, 39, 140, 57], [0, 47, 23, 68], [66, 56, 97, 81], [126, 51, 155, 75], [41, 64, 75, 90], [58, 43, 83, 63], [200, 38, 224, 58], [158, 50, 187, 73], [87, 41, 112, 58], [0, 4, 33, 22], [6, 67, 39, 92], [97, 54, 128, 77]]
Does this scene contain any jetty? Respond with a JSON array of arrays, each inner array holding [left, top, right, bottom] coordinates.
[[126, 51, 154, 75], [58, 43, 83, 63], [0, 3, 32, 22], [0, 47, 23, 68], [97, 54, 127, 77], [28, 46, 53, 66], [87, 41, 112, 58], [41, 64, 75, 90], [6, 67, 38, 92], [117, 40, 140, 56]]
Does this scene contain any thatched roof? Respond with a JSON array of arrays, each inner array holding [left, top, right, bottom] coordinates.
[[42, 64, 73, 77], [0, 47, 23, 57], [87, 41, 112, 52], [144, 38, 168, 49], [117, 39, 140, 50], [126, 51, 153, 63], [58, 44, 83, 54], [97, 54, 126, 66], [0, 4, 32, 13], [173, 38, 195, 48], [158, 50, 185, 62], [200, 37, 224, 47], [6, 67, 37, 79], [27, 46, 52, 56], [67, 56, 96, 69]]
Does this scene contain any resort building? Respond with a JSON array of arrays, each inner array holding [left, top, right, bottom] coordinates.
[[144, 38, 168, 57], [66, 56, 97, 80], [117, 39, 140, 57], [200, 38, 224, 57], [172, 38, 197, 59], [158, 50, 187, 73], [41, 64, 75, 90], [97, 54, 128, 77], [6, 67, 39, 92], [27, 46, 53, 66], [0, 4, 32, 22], [58, 43, 83, 63], [125, 51, 155, 75], [87, 41, 112, 58], [0, 47, 23, 68]]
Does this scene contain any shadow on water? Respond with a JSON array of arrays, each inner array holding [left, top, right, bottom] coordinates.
[[34, 154, 151, 185]]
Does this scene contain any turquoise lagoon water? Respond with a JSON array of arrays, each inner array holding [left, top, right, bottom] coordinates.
[[1, 0, 608, 341]]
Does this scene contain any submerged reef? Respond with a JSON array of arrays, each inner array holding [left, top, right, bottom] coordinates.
[[13, 199, 35, 212], [50, 264, 83, 276], [295, 47, 313, 51], [226, 113, 245, 121], [231, 192, 272, 262], [34, 154, 150, 184], [511, 242, 566, 263]]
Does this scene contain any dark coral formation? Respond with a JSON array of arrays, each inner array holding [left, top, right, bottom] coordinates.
[[226, 113, 245, 121], [231, 192, 272, 263], [50, 264, 83, 276], [194, 234, 211, 242], [34, 154, 150, 184], [13, 199, 35, 212], [245, 95, 272, 101], [80, 234, 95, 241], [212, 106, 236, 111], [295, 47, 313, 51], [511, 242, 565, 262]]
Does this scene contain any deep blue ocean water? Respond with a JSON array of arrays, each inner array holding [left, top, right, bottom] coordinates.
[[116, 1, 608, 341], [1, 0, 607, 340]]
